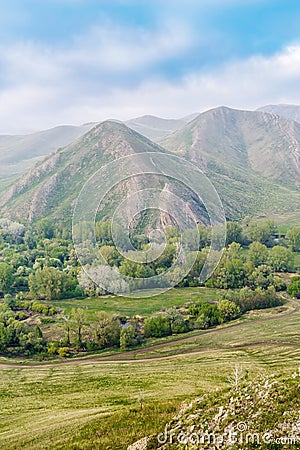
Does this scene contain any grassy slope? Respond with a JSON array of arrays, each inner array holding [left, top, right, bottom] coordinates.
[[1, 297, 300, 449]]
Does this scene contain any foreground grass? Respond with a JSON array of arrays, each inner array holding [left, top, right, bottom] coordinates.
[[0, 299, 300, 449], [1, 347, 299, 450]]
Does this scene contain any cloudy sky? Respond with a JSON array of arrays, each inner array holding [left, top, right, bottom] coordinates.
[[1, 0, 300, 133]]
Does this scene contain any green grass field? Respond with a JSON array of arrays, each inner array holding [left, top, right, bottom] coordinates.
[[1, 294, 299, 449], [48, 287, 221, 320]]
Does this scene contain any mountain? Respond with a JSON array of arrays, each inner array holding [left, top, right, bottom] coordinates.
[[0, 114, 197, 188], [0, 121, 208, 226], [0, 123, 95, 186], [257, 104, 300, 123], [1, 107, 300, 224], [124, 114, 197, 140], [160, 106, 300, 217]]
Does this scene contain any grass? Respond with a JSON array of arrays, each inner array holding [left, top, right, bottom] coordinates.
[[1, 297, 300, 449], [48, 287, 221, 320]]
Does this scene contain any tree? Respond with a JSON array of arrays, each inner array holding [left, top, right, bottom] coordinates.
[[248, 265, 273, 289], [246, 220, 275, 246], [144, 314, 171, 338], [286, 227, 300, 252], [99, 245, 122, 267], [0, 263, 14, 293], [91, 311, 120, 349], [226, 222, 243, 245], [78, 265, 129, 296], [247, 242, 268, 267], [209, 256, 246, 289], [29, 267, 75, 300], [62, 315, 71, 346], [268, 246, 293, 272], [154, 244, 176, 269], [218, 299, 241, 322], [165, 309, 189, 334], [120, 325, 137, 350], [287, 276, 300, 298], [71, 308, 86, 347], [35, 219, 55, 239]]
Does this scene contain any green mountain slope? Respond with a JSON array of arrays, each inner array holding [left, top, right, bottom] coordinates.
[[1, 107, 300, 224], [160, 106, 300, 218], [0, 121, 178, 223]]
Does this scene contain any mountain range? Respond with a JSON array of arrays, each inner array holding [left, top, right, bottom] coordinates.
[[257, 104, 300, 123], [0, 105, 300, 225], [0, 113, 199, 191]]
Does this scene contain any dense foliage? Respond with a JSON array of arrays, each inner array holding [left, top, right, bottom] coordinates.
[[0, 217, 299, 357]]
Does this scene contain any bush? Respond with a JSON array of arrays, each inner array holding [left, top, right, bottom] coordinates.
[[58, 347, 71, 357], [218, 300, 241, 322], [144, 314, 172, 338]]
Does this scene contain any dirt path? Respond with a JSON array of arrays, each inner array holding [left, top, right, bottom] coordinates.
[[0, 302, 299, 369]]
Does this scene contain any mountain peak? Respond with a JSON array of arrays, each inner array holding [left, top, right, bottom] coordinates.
[[257, 104, 300, 124]]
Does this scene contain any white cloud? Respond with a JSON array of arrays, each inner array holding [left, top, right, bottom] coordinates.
[[1, 22, 300, 133]]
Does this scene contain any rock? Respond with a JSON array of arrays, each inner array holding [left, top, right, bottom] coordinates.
[[127, 436, 149, 450]]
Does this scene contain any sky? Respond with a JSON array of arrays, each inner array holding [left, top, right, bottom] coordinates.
[[1, 0, 300, 133]]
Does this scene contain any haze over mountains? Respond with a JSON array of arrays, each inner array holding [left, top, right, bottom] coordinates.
[[257, 104, 300, 124], [0, 123, 96, 185], [0, 113, 198, 188], [0, 105, 300, 224]]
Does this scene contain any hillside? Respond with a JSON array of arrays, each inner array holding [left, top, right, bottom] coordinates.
[[160, 106, 300, 218], [131, 372, 300, 449], [258, 104, 300, 124], [0, 123, 95, 184], [0, 122, 166, 222]]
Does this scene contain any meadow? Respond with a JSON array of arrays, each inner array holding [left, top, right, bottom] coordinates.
[[46, 287, 221, 320], [1, 294, 299, 449]]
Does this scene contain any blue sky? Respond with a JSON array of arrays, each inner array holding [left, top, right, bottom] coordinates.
[[1, 0, 300, 132]]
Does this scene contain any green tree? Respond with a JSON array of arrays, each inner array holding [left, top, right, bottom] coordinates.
[[268, 246, 294, 272], [0, 262, 14, 293], [120, 324, 137, 350], [287, 276, 300, 298], [29, 267, 75, 300], [286, 227, 300, 252], [226, 222, 243, 245], [247, 242, 268, 267], [35, 219, 55, 239], [144, 314, 171, 338], [246, 220, 275, 245], [218, 299, 241, 322], [71, 308, 86, 347], [165, 309, 189, 334], [91, 311, 121, 349]]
